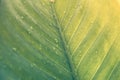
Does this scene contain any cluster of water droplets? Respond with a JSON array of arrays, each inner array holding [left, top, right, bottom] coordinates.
[[12, 47, 17, 51], [28, 26, 33, 34], [75, 4, 83, 10], [31, 63, 36, 68], [54, 38, 58, 43], [52, 38, 61, 55], [95, 50, 98, 53], [21, 16, 24, 19], [52, 46, 59, 55]]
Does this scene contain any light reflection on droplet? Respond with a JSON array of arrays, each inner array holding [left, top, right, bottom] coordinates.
[[80, 5, 83, 10], [55, 38, 58, 43], [53, 47, 56, 50], [39, 47, 42, 50], [28, 26, 33, 34], [49, 0, 55, 3], [31, 63, 36, 67], [56, 44, 59, 47], [96, 50, 98, 53], [30, 26, 33, 30], [18, 67, 22, 71], [21, 16, 24, 19], [64, 11, 66, 14], [55, 51, 59, 55], [13, 47, 17, 51], [79, 51, 81, 53], [79, 55, 82, 57]]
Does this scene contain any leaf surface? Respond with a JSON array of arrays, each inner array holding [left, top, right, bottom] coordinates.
[[0, 0, 120, 80]]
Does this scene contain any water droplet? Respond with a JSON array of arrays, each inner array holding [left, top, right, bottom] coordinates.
[[18, 67, 22, 71], [3, 65, 6, 68], [56, 44, 59, 47], [96, 51, 98, 53], [9, 64, 13, 68], [53, 47, 56, 50], [39, 47, 42, 50], [54, 76, 57, 79], [21, 16, 24, 19], [13, 47, 17, 51], [23, 1, 26, 4], [66, 45, 69, 48], [79, 55, 82, 57], [76, 4, 79, 9], [63, 60, 66, 64], [42, 3, 45, 6], [28, 31, 31, 34], [49, 23, 53, 26], [28, 26, 33, 34], [43, 61, 47, 65], [30, 26, 33, 30], [55, 38, 58, 43], [91, 20, 94, 24], [31, 63, 36, 67], [49, 0, 55, 3], [80, 5, 83, 10], [64, 11, 66, 14], [59, 70, 62, 74], [79, 51, 81, 53], [55, 51, 59, 55]]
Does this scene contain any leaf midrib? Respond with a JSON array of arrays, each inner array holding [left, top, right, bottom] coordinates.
[[50, 2, 77, 80]]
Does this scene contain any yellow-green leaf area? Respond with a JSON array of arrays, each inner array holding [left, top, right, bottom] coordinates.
[[0, 0, 120, 80]]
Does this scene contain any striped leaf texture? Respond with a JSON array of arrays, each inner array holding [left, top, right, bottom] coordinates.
[[0, 0, 120, 80]]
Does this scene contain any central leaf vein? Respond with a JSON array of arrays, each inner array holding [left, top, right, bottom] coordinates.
[[50, 2, 77, 80]]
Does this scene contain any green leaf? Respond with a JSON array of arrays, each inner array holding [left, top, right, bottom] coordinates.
[[0, 0, 120, 80]]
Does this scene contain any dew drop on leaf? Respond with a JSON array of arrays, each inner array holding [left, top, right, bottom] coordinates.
[[28, 26, 33, 34], [63, 60, 67, 65], [31, 63, 36, 67], [55, 51, 59, 55], [43, 61, 47, 65], [56, 44, 59, 47], [64, 11, 66, 14], [55, 38, 58, 43], [18, 67, 22, 71], [42, 3, 45, 6], [91, 20, 94, 24], [53, 47, 56, 50], [39, 47, 42, 50], [21, 16, 24, 19], [30, 26, 33, 30], [49, 24, 52, 26], [96, 50, 98, 53], [28, 31, 31, 34], [23, 1, 26, 4], [79, 55, 82, 57], [12, 47, 17, 51], [80, 5, 83, 10], [79, 51, 81, 53], [49, 0, 55, 3], [9, 64, 13, 68], [54, 76, 57, 79], [59, 70, 62, 74], [66, 45, 69, 48]]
